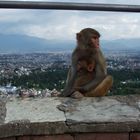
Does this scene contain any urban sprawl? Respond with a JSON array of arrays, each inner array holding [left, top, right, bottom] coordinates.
[[0, 50, 140, 98]]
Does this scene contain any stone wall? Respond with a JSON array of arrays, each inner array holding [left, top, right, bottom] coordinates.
[[0, 95, 140, 140], [0, 133, 140, 140], [0, 98, 6, 124], [1, 133, 140, 140]]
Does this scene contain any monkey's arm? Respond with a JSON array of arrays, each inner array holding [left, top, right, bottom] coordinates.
[[60, 48, 79, 97], [60, 66, 77, 96], [60, 51, 79, 97]]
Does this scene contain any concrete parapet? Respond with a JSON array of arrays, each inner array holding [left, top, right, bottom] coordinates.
[[0, 97, 6, 124], [0, 95, 140, 139]]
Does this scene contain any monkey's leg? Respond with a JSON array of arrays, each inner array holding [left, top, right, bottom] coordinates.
[[85, 75, 113, 97]]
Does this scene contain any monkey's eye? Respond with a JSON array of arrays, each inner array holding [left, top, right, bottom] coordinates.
[[92, 36, 98, 39]]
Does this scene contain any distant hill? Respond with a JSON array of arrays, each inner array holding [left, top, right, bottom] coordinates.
[[101, 39, 140, 51], [0, 34, 75, 53], [0, 34, 140, 53]]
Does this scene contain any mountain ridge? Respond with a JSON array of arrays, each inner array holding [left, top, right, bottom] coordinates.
[[0, 34, 140, 53]]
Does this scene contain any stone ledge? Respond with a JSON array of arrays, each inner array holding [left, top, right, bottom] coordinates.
[[0, 95, 140, 138], [0, 98, 6, 124]]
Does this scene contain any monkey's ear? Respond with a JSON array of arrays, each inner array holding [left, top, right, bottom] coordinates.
[[76, 33, 81, 41]]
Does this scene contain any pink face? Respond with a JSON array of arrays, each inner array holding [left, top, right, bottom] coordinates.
[[91, 35, 100, 48]]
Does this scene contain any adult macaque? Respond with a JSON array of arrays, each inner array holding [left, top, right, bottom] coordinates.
[[60, 28, 113, 97]]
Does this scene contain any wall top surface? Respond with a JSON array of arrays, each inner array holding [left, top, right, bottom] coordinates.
[[0, 95, 140, 138]]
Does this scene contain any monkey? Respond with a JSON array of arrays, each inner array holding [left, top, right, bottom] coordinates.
[[59, 48, 95, 98], [60, 28, 113, 97], [71, 48, 112, 98]]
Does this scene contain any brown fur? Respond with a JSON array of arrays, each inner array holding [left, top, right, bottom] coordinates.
[[61, 28, 113, 97]]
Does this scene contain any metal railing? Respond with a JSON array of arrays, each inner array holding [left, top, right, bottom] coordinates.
[[0, 1, 140, 12]]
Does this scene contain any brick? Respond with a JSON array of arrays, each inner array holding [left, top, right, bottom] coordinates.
[[130, 133, 140, 140], [0, 137, 16, 140], [75, 133, 129, 140], [17, 136, 30, 140], [18, 135, 74, 140]]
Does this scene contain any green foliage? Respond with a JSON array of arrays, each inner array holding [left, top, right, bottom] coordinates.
[[1, 68, 140, 95], [11, 68, 68, 90], [108, 69, 140, 96]]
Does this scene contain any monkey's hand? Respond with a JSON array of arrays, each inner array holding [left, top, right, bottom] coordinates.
[[74, 87, 87, 94], [59, 88, 75, 97]]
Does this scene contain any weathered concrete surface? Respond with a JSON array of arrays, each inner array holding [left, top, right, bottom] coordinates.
[[0, 97, 67, 138], [5, 98, 65, 123], [57, 95, 140, 133], [0, 97, 6, 124], [64, 96, 140, 123], [0, 95, 140, 138]]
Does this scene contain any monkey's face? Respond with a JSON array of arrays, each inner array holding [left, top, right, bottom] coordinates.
[[77, 60, 95, 72], [76, 30, 100, 48], [90, 35, 100, 48]]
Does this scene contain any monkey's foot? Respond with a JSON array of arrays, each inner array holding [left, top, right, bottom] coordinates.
[[85, 75, 113, 97], [96, 75, 113, 96], [71, 91, 84, 99]]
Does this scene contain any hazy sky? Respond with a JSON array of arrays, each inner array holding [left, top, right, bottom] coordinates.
[[0, 0, 140, 41]]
